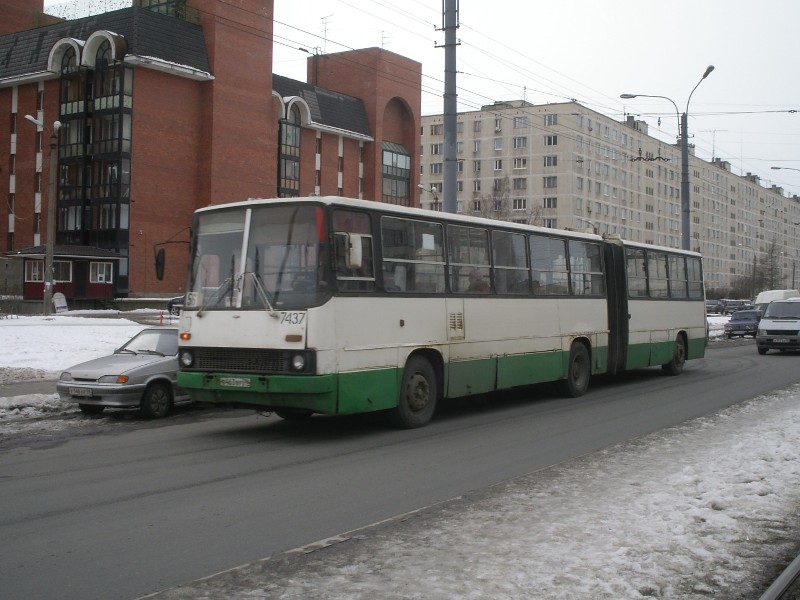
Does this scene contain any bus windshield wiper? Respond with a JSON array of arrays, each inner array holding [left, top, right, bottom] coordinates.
[[243, 271, 279, 318], [196, 277, 234, 317]]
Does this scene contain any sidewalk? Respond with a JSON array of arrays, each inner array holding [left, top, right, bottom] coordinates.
[[0, 379, 57, 397]]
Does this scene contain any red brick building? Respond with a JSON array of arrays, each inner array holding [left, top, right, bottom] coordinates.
[[0, 0, 421, 307]]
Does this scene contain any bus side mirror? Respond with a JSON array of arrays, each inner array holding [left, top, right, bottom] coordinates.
[[155, 247, 165, 280], [346, 234, 363, 270]]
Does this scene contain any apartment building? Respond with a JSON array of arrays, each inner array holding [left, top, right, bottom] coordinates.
[[419, 100, 800, 293]]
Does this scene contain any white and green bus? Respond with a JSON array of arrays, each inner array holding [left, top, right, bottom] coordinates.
[[175, 196, 706, 428]]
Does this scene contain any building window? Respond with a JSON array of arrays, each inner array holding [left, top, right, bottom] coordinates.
[[544, 197, 557, 208], [473, 160, 481, 172], [513, 137, 527, 149], [431, 163, 443, 174], [90, 262, 113, 283], [544, 135, 558, 146], [430, 124, 443, 135], [474, 120, 482, 132], [431, 143, 443, 155], [543, 218, 557, 228], [512, 178, 527, 190], [543, 176, 558, 189], [544, 114, 558, 126], [494, 138, 502, 151], [494, 159, 503, 171], [544, 155, 558, 167], [382, 143, 412, 206], [473, 140, 480, 152], [494, 117, 502, 131], [513, 198, 527, 210], [513, 116, 527, 128], [279, 105, 301, 197], [513, 158, 527, 169]]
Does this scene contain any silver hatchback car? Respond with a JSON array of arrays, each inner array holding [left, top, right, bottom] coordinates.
[[57, 327, 189, 418]]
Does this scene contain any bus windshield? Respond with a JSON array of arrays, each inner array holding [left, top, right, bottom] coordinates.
[[185, 204, 331, 311]]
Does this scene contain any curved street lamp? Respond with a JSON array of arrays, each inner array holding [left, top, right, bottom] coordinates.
[[621, 65, 715, 251]]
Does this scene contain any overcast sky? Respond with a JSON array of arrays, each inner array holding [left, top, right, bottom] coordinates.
[[42, 0, 800, 195], [272, 0, 800, 194]]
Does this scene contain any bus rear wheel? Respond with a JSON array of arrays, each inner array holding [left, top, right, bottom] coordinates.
[[389, 356, 437, 428], [662, 334, 686, 376], [557, 342, 590, 398]]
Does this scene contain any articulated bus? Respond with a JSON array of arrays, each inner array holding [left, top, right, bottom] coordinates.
[[175, 196, 706, 428]]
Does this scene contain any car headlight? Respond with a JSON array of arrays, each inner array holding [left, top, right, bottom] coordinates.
[[291, 353, 307, 372], [757, 329, 765, 336], [98, 375, 129, 384], [180, 350, 194, 367], [60, 372, 73, 382]]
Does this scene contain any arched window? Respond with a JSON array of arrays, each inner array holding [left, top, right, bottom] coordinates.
[[279, 105, 302, 197]]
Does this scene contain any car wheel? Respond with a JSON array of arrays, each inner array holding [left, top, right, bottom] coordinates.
[[388, 356, 437, 428], [140, 382, 173, 419], [758, 347, 768, 355], [662, 334, 686, 376], [557, 342, 591, 397], [274, 408, 314, 421], [79, 403, 104, 415]]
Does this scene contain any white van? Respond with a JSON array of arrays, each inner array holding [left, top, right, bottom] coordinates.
[[754, 289, 800, 314], [756, 298, 800, 354]]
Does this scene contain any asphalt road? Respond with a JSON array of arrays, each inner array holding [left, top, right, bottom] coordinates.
[[1, 341, 798, 600]]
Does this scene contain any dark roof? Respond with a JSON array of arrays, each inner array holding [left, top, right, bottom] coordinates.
[[273, 73, 372, 138], [0, 7, 210, 80], [6, 245, 122, 260]]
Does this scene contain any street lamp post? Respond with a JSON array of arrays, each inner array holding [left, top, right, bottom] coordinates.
[[24, 115, 61, 316], [621, 65, 715, 251]]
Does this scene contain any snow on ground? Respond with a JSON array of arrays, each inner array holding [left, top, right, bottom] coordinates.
[[4, 314, 800, 599]]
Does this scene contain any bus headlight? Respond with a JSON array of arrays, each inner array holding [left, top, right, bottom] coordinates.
[[291, 353, 307, 372], [180, 350, 194, 367]]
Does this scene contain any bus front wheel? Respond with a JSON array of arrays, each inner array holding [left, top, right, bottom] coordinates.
[[389, 356, 437, 428], [557, 342, 590, 398], [662, 334, 686, 376]]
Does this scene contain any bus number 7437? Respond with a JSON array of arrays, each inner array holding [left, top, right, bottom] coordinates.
[[280, 312, 306, 325]]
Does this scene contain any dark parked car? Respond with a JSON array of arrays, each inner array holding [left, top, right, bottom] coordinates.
[[721, 299, 747, 315], [723, 309, 761, 339], [166, 295, 185, 316], [705, 299, 723, 314], [57, 327, 189, 418]]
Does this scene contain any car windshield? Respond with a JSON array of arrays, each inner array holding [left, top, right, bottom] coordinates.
[[118, 330, 178, 356], [763, 303, 800, 319], [731, 311, 758, 321]]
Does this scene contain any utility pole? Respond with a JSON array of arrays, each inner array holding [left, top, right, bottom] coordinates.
[[441, 0, 459, 213]]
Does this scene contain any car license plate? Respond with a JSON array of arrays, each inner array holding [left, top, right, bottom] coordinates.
[[69, 387, 93, 397], [773, 338, 790, 343], [219, 377, 251, 388]]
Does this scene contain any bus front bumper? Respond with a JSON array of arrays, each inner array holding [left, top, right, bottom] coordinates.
[[177, 371, 337, 413]]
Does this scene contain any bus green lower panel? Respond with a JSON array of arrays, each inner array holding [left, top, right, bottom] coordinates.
[[337, 367, 399, 414], [177, 371, 339, 414], [496, 351, 565, 390], [625, 335, 706, 370], [448, 358, 498, 397]]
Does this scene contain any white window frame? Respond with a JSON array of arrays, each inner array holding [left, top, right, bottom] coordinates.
[[90, 262, 114, 284]]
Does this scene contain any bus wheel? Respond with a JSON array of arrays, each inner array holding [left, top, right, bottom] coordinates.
[[557, 342, 590, 398], [389, 356, 437, 428], [662, 334, 686, 376], [274, 408, 314, 421]]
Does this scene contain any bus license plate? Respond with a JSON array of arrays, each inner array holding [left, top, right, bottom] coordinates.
[[219, 377, 251, 388], [69, 387, 93, 397]]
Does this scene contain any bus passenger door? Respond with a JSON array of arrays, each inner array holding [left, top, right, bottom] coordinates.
[[603, 241, 629, 374]]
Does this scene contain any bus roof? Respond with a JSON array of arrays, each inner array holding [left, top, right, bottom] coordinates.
[[195, 196, 701, 257]]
